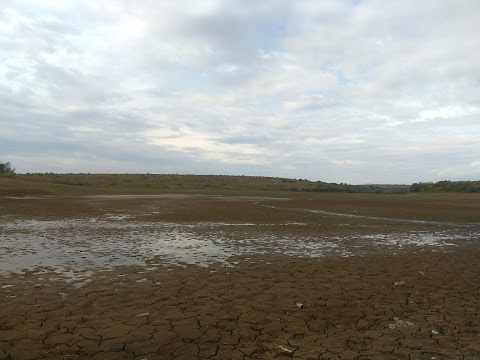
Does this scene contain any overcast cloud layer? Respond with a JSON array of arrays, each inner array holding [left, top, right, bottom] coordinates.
[[1, 0, 479, 184]]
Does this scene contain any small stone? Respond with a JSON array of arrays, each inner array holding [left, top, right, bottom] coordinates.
[[136, 313, 150, 317], [393, 281, 405, 286], [296, 303, 303, 309], [279, 345, 293, 353], [386, 317, 415, 329]]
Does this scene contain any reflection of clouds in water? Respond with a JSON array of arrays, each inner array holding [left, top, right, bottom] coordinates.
[[1, 215, 478, 281], [359, 232, 461, 247]]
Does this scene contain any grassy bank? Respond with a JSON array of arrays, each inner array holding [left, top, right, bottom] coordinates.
[[13, 173, 410, 195]]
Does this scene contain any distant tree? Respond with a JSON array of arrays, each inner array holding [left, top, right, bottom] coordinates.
[[410, 180, 480, 193], [0, 162, 15, 177], [410, 183, 422, 192]]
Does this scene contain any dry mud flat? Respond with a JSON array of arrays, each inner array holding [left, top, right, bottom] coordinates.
[[1, 194, 480, 359]]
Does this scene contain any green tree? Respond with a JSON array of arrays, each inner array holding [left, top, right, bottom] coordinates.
[[0, 162, 15, 177]]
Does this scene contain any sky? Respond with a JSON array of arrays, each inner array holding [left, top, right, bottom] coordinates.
[[1, 0, 479, 184]]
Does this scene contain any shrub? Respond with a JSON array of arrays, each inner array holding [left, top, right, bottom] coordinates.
[[0, 162, 15, 178]]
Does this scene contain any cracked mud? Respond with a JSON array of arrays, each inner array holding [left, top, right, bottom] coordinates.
[[1, 194, 479, 359]]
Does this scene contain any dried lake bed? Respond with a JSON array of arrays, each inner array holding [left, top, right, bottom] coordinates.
[[1, 194, 479, 359]]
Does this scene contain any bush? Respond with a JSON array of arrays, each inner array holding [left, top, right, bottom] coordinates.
[[0, 162, 15, 177]]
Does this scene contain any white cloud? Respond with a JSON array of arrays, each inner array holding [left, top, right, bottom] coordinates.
[[331, 159, 366, 166], [283, 95, 336, 112], [1, 0, 480, 183], [145, 128, 269, 165], [216, 63, 241, 74], [417, 105, 477, 122]]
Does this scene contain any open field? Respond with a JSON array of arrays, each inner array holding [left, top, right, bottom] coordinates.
[[1, 183, 480, 359]]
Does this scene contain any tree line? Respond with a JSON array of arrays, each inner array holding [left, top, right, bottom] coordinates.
[[410, 180, 480, 193], [304, 183, 410, 194], [3, 161, 479, 193]]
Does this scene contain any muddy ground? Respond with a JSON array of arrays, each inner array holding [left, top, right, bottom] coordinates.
[[0, 194, 479, 359]]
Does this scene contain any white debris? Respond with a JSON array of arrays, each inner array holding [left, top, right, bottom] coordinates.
[[386, 317, 415, 329], [279, 346, 293, 353]]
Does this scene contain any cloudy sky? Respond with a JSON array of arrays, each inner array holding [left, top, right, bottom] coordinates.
[[1, 0, 479, 184]]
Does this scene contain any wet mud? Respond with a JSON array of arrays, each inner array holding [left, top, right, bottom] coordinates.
[[1, 195, 479, 359]]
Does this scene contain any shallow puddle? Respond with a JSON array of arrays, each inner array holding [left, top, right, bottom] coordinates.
[[1, 213, 479, 281]]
